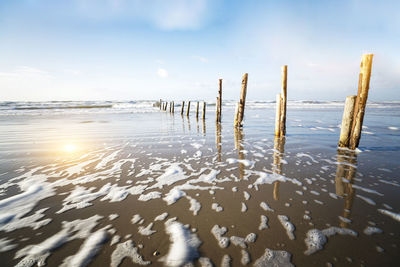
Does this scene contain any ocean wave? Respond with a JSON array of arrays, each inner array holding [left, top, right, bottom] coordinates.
[[1, 100, 399, 116]]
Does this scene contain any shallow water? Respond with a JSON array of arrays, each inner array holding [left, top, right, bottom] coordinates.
[[0, 102, 399, 266]]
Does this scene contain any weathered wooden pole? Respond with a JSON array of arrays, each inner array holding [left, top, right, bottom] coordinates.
[[234, 73, 248, 127], [216, 97, 220, 122], [338, 95, 356, 147], [279, 65, 288, 136], [202, 101, 206, 120], [172, 101, 174, 113], [217, 79, 222, 122], [165, 102, 168, 111], [196, 101, 199, 119], [169, 101, 172, 113], [275, 94, 282, 136], [349, 54, 373, 149], [159, 99, 162, 110], [181, 101, 185, 115], [186, 101, 191, 117]]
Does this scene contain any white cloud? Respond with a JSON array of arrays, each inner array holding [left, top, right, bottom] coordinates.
[[157, 68, 168, 78]]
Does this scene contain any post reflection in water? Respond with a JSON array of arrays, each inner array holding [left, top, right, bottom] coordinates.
[[196, 117, 200, 134], [334, 149, 357, 228], [187, 115, 191, 132], [215, 122, 222, 162], [181, 114, 185, 133], [272, 136, 286, 200], [234, 127, 245, 179], [202, 118, 206, 136]]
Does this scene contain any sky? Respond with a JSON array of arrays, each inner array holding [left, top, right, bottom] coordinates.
[[0, 0, 399, 101]]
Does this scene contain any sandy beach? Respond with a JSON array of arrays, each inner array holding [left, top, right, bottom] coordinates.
[[0, 101, 399, 266]]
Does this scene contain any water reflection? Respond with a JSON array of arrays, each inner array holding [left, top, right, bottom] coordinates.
[[272, 136, 286, 200], [216, 122, 222, 162], [334, 149, 357, 228], [181, 114, 185, 133], [234, 127, 245, 179], [202, 118, 206, 136], [187, 116, 191, 132]]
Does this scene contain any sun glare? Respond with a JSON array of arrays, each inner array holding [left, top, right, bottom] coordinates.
[[63, 143, 77, 153]]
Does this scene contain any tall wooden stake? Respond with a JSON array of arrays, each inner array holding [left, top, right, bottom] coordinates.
[[202, 101, 206, 120], [217, 79, 222, 122], [234, 73, 248, 127], [181, 101, 185, 115], [196, 101, 199, 119], [172, 101, 174, 113], [159, 99, 162, 110], [279, 65, 287, 136], [216, 97, 220, 122], [186, 101, 191, 117], [349, 54, 373, 149], [338, 95, 356, 147]]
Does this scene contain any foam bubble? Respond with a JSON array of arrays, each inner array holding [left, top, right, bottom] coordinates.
[[221, 254, 231, 267], [241, 250, 251, 265], [60, 228, 108, 267], [260, 202, 274, 212], [241, 202, 248, 212], [230, 236, 246, 248], [154, 212, 169, 221], [160, 220, 201, 267], [138, 223, 156, 236], [211, 225, 229, 248], [363, 226, 383, 235], [278, 215, 295, 240], [259, 215, 269, 230], [211, 203, 223, 212], [254, 248, 294, 267], [110, 240, 150, 266], [304, 229, 327, 255]]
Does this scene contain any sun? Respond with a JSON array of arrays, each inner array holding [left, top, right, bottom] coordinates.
[[63, 143, 77, 153]]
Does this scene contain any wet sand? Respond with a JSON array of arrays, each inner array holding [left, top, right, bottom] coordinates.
[[0, 106, 399, 266]]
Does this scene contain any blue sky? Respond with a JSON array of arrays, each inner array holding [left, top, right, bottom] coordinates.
[[0, 0, 398, 101]]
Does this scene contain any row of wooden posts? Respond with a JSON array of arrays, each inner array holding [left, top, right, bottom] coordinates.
[[159, 100, 207, 120], [159, 54, 373, 150]]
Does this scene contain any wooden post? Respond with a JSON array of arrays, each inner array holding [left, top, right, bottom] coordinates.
[[216, 97, 220, 122], [159, 99, 162, 110], [181, 101, 185, 115], [172, 101, 174, 113], [169, 101, 172, 113], [217, 79, 222, 122], [186, 101, 191, 117], [202, 101, 206, 120], [196, 101, 199, 119], [279, 65, 288, 136], [338, 95, 356, 147], [275, 94, 282, 136], [349, 54, 373, 149], [234, 73, 248, 127], [165, 102, 168, 111]]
